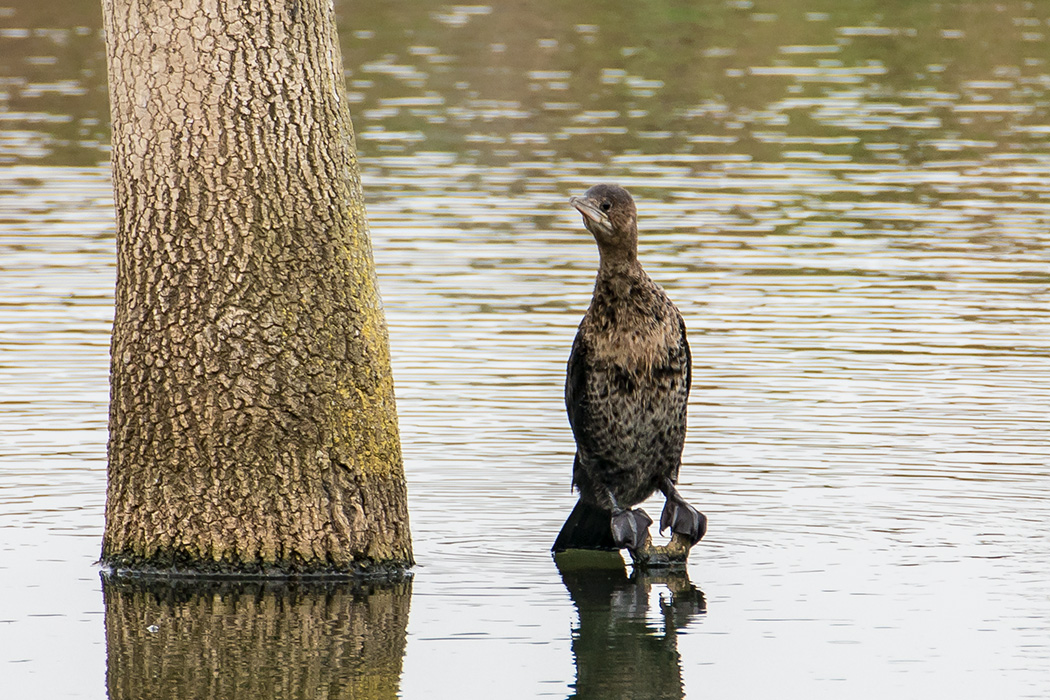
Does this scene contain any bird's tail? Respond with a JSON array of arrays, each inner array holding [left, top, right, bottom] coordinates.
[[552, 498, 617, 553]]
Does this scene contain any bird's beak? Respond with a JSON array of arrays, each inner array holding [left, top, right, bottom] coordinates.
[[570, 196, 612, 237]]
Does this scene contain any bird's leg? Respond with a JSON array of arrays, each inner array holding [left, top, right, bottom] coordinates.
[[658, 478, 706, 545], [607, 492, 653, 551]]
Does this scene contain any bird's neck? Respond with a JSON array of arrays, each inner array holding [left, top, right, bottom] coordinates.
[[593, 258, 649, 302], [597, 248, 641, 276]]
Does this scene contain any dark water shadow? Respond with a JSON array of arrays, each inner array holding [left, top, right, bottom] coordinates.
[[555, 552, 706, 700], [101, 573, 412, 700]]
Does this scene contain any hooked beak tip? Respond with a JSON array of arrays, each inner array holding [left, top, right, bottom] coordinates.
[[570, 196, 603, 224]]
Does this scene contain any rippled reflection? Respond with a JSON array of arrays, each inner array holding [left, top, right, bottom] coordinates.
[[102, 576, 412, 700], [555, 553, 705, 700]]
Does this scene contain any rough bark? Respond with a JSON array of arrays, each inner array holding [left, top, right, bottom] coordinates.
[[102, 575, 411, 700], [101, 0, 412, 574]]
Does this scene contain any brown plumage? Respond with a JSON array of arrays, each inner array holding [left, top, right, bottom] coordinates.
[[553, 184, 706, 553]]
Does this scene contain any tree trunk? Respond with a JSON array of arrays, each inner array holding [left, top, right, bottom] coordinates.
[[100, 0, 412, 575]]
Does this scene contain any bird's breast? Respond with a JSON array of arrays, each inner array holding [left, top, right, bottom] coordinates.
[[584, 310, 682, 377]]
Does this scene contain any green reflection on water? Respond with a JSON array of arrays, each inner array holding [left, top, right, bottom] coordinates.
[[1, 1, 1047, 168]]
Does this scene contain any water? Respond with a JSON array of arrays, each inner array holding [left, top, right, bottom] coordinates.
[[2, 0, 1049, 697]]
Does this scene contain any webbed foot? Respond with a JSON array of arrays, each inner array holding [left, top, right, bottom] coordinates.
[[611, 508, 653, 551], [660, 497, 707, 545]]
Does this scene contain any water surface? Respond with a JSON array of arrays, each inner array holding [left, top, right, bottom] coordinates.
[[1, 1, 1049, 697]]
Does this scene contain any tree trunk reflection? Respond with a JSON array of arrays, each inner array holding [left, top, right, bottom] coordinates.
[[102, 575, 411, 700]]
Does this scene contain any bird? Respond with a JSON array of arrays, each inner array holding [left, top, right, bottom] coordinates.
[[552, 184, 706, 553]]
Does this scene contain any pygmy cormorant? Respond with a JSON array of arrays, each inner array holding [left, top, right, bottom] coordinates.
[[552, 184, 706, 553]]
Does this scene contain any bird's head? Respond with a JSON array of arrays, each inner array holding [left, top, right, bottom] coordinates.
[[569, 184, 638, 264]]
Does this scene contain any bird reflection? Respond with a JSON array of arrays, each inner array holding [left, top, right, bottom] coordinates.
[[555, 552, 705, 700], [101, 573, 412, 700]]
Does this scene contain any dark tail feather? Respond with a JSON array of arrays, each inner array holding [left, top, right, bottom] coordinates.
[[552, 499, 617, 553]]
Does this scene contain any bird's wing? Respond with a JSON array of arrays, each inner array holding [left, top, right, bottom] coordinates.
[[565, 329, 589, 435], [565, 330, 592, 490], [680, 315, 692, 401], [668, 314, 692, 485]]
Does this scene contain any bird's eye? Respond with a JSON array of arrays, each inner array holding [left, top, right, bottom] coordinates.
[[600, 201, 611, 212]]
